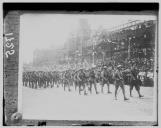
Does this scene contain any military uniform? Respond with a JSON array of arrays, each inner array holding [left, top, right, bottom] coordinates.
[[64, 70, 73, 91], [114, 66, 128, 100], [77, 69, 87, 95], [101, 66, 111, 93], [89, 69, 98, 94], [130, 67, 143, 97]]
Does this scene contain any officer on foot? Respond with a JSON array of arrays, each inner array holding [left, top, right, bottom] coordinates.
[[114, 65, 129, 101], [130, 65, 144, 98], [101, 65, 112, 94]]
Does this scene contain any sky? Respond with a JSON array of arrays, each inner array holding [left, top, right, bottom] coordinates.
[[20, 14, 156, 63]]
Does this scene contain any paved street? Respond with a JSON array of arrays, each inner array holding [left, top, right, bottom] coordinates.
[[22, 84, 156, 121]]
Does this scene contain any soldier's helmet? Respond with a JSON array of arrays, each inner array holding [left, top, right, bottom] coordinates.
[[103, 65, 107, 69], [79, 68, 83, 71], [92, 64, 96, 68], [117, 65, 122, 69]]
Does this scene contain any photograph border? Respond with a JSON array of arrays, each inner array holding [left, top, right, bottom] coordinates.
[[3, 3, 159, 126]]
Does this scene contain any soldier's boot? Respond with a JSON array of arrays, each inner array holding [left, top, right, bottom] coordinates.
[[31, 83, 33, 88], [107, 85, 112, 93], [47, 82, 49, 88], [29, 83, 31, 88], [130, 84, 135, 97], [84, 91, 88, 95], [89, 85, 92, 94], [124, 97, 129, 100], [26, 82, 28, 87], [120, 84, 129, 101], [34, 84, 36, 89], [57, 83, 59, 88], [64, 84, 66, 91], [130, 89, 133, 97], [94, 86, 99, 94], [115, 87, 118, 100], [79, 86, 81, 95], [95, 87, 99, 94], [49, 82, 51, 88], [139, 95, 144, 98], [31, 83, 34, 88], [123, 92, 129, 101], [84, 85, 88, 95], [101, 85, 104, 94], [68, 85, 71, 92], [35, 84, 37, 89], [138, 90, 144, 98]]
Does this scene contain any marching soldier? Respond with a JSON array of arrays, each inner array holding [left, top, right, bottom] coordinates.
[[89, 68, 99, 94], [130, 65, 144, 98], [63, 70, 73, 92], [100, 65, 112, 94], [114, 65, 129, 100], [77, 69, 87, 95]]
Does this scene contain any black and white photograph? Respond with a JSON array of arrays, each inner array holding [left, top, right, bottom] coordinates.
[[3, 3, 159, 126], [19, 14, 157, 121]]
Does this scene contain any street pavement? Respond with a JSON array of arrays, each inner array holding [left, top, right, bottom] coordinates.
[[22, 84, 157, 121]]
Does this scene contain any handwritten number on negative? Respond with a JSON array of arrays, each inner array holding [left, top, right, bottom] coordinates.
[[5, 33, 15, 58]]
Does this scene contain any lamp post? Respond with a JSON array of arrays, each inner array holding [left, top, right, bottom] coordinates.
[[102, 51, 105, 62], [75, 50, 79, 63], [128, 37, 132, 59], [108, 40, 112, 60], [92, 38, 96, 67], [92, 51, 95, 67]]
